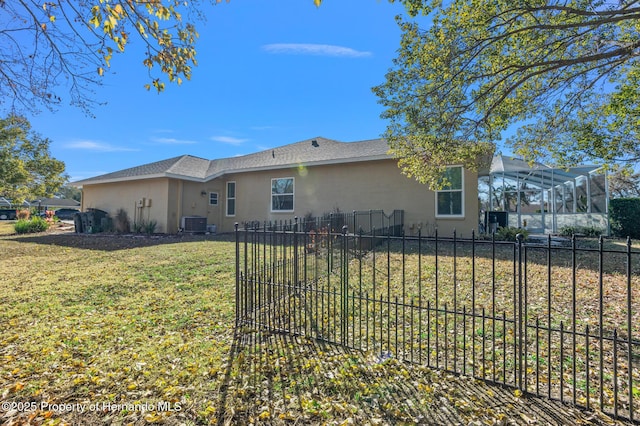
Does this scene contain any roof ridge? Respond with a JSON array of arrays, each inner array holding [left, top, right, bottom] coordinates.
[[74, 137, 392, 185]]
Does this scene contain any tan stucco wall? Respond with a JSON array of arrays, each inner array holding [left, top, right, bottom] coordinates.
[[218, 159, 479, 237], [81, 160, 479, 236], [81, 178, 171, 233], [178, 180, 225, 231]]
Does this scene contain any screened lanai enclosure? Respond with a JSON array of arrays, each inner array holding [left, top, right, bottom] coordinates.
[[479, 155, 609, 235]]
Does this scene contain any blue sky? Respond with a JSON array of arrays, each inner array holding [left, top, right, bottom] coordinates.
[[23, 0, 409, 183]]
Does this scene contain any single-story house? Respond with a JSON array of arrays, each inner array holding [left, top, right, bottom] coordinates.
[[73, 137, 479, 236]]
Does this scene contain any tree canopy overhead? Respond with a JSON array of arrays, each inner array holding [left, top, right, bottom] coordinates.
[[0, 115, 67, 203], [609, 166, 640, 198], [1, 0, 323, 115], [375, 0, 640, 188], [1, 0, 215, 114]]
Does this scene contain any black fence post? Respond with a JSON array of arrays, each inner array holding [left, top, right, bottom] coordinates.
[[232, 215, 638, 423], [235, 223, 240, 327], [293, 217, 299, 334], [244, 222, 251, 325], [516, 232, 525, 391], [627, 236, 634, 422], [453, 229, 457, 372], [341, 225, 349, 346]]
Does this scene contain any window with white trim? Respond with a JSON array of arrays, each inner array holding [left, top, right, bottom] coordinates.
[[271, 177, 294, 212], [436, 166, 464, 217], [226, 182, 236, 216], [209, 192, 218, 206]]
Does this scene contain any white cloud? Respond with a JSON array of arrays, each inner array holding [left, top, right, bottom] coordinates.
[[262, 43, 372, 58], [64, 140, 139, 152], [210, 136, 249, 146], [151, 137, 197, 145]]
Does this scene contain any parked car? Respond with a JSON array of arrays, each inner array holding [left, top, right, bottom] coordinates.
[[0, 209, 17, 220], [54, 208, 80, 220]]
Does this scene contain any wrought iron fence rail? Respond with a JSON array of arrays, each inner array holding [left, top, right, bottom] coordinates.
[[236, 224, 639, 423]]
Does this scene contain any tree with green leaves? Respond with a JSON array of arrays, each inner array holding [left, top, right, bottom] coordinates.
[[374, 0, 640, 188], [1, 0, 206, 114], [0, 115, 67, 203], [56, 185, 82, 202], [609, 166, 640, 198], [1, 0, 323, 115]]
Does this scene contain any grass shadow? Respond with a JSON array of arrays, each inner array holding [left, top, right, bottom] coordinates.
[[0, 231, 235, 251], [214, 327, 626, 425]]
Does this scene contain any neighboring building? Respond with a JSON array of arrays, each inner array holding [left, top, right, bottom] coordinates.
[[73, 137, 479, 236], [31, 198, 81, 210]]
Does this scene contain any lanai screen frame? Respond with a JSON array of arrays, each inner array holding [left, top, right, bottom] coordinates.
[[479, 156, 609, 235]]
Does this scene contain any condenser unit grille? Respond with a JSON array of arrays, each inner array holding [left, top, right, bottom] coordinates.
[[181, 216, 207, 233]]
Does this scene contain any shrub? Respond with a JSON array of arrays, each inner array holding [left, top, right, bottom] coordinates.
[[610, 198, 640, 239], [143, 220, 157, 234], [559, 225, 604, 238], [133, 221, 144, 233], [494, 226, 529, 241], [13, 219, 30, 234], [114, 208, 131, 233], [16, 209, 30, 220], [14, 217, 50, 234], [133, 219, 157, 235], [303, 211, 316, 232]]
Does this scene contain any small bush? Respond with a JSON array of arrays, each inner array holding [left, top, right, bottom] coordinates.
[[13, 219, 30, 234], [143, 220, 157, 234], [16, 209, 30, 220], [133, 221, 144, 233], [14, 217, 50, 234], [114, 208, 131, 233], [559, 225, 604, 238], [610, 198, 640, 239], [133, 219, 157, 235], [494, 226, 529, 241]]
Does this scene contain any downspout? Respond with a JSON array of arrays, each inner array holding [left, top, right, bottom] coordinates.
[[178, 180, 184, 232]]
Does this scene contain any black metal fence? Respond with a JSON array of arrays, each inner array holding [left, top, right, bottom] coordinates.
[[235, 224, 640, 423], [242, 209, 404, 236]]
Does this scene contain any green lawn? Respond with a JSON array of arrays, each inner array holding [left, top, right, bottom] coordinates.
[[0, 230, 236, 425], [0, 227, 630, 425]]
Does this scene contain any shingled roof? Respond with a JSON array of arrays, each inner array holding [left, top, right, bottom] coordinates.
[[75, 137, 391, 186]]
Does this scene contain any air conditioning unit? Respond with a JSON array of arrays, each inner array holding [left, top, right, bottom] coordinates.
[[181, 216, 207, 233]]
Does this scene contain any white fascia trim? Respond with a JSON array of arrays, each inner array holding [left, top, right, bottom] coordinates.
[[72, 173, 169, 186], [75, 172, 208, 186]]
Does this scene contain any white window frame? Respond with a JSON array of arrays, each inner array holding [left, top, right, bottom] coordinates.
[[435, 166, 465, 218], [209, 192, 218, 206], [271, 177, 294, 213], [226, 181, 236, 217]]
